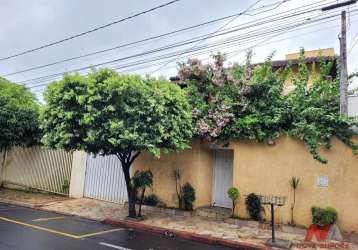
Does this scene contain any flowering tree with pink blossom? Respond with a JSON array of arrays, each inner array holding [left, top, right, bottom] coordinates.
[[178, 53, 287, 143]]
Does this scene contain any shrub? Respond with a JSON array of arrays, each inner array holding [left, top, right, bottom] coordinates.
[[311, 206, 337, 227], [227, 187, 240, 217], [62, 179, 70, 194], [143, 194, 160, 206], [132, 170, 153, 217], [245, 193, 262, 221], [182, 183, 196, 211]]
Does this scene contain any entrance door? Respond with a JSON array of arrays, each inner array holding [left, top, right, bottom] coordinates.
[[213, 150, 233, 208]]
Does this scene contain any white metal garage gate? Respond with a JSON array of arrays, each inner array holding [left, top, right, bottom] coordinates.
[[83, 154, 128, 204]]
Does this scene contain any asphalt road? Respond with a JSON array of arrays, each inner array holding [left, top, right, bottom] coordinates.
[[0, 203, 234, 250]]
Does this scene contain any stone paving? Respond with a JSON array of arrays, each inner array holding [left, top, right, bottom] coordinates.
[[0, 188, 357, 249], [142, 213, 306, 247], [43, 197, 128, 221]]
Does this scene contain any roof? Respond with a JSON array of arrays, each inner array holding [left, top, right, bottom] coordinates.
[[270, 56, 337, 68], [169, 56, 337, 82]]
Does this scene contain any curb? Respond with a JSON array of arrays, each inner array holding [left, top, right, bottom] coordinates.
[[0, 198, 268, 249], [103, 218, 269, 250]]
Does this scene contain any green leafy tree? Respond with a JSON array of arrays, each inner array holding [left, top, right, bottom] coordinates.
[[0, 77, 40, 168], [42, 69, 193, 217], [286, 50, 358, 163]]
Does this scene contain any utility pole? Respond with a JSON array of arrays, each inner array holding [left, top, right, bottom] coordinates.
[[321, 0, 357, 115], [339, 11, 348, 115]]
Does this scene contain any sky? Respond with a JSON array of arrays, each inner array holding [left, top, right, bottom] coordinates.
[[0, 0, 357, 99]]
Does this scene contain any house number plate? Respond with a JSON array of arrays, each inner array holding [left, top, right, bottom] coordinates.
[[317, 176, 329, 187]]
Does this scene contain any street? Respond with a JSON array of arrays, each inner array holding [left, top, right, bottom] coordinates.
[[0, 203, 233, 250]]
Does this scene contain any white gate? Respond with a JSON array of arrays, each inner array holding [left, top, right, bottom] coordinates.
[[213, 149, 233, 208], [83, 154, 128, 204]]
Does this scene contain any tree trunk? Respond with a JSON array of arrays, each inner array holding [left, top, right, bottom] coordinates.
[[122, 163, 136, 218], [117, 151, 141, 218], [291, 190, 296, 225], [232, 200, 236, 218], [138, 187, 145, 217]]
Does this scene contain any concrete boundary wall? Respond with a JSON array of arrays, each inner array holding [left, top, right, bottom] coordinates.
[[134, 136, 358, 233]]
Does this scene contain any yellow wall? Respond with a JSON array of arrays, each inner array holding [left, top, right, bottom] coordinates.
[[284, 63, 320, 92], [285, 48, 335, 60], [232, 136, 358, 233], [134, 135, 358, 233], [282, 48, 334, 92], [133, 139, 214, 208]]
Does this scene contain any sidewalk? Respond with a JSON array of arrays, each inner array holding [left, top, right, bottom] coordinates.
[[0, 188, 357, 249]]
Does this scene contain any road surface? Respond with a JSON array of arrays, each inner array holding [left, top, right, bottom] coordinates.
[[0, 202, 234, 250]]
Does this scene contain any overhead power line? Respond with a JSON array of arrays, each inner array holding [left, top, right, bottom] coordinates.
[[2, 0, 332, 81], [22, 8, 354, 87], [348, 31, 358, 55], [148, 0, 265, 75], [0, 7, 265, 77], [23, 8, 357, 88], [0, 0, 181, 62], [129, 23, 352, 74], [30, 18, 357, 91], [1, 0, 288, 77], [2, 0, 335, 78], [17, 0, 352, 88]]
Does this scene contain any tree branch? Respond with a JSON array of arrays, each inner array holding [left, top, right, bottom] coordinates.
[[125, 151, 132, 164], [116, 153, 124, 163], [129, 151, 141, 165]]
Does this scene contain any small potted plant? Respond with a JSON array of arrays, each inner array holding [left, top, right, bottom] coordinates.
[[311, 206, 337, 228], [305, 206, 341, 241], [227, 187, 240, 218], [245, 193, 262, 221]]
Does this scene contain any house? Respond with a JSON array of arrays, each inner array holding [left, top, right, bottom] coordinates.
[[133, 49, 358, 232], [68, 48, 358, 233], [270, 48, 337, 92]]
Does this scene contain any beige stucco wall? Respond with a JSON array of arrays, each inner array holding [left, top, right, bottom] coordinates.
[[133, 139, 214, 208], [232, 135, 358, 233], [133, 135, 358, 233], [284, 63, 321, 93]]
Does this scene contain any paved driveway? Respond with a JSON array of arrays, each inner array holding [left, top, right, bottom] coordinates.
[[0, 203, 233, 250]]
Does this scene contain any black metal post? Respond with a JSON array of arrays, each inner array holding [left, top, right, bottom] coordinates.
[[271, 203, 275, 243]]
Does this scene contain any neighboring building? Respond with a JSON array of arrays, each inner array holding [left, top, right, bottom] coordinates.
[[271, 48, 337, 92]]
